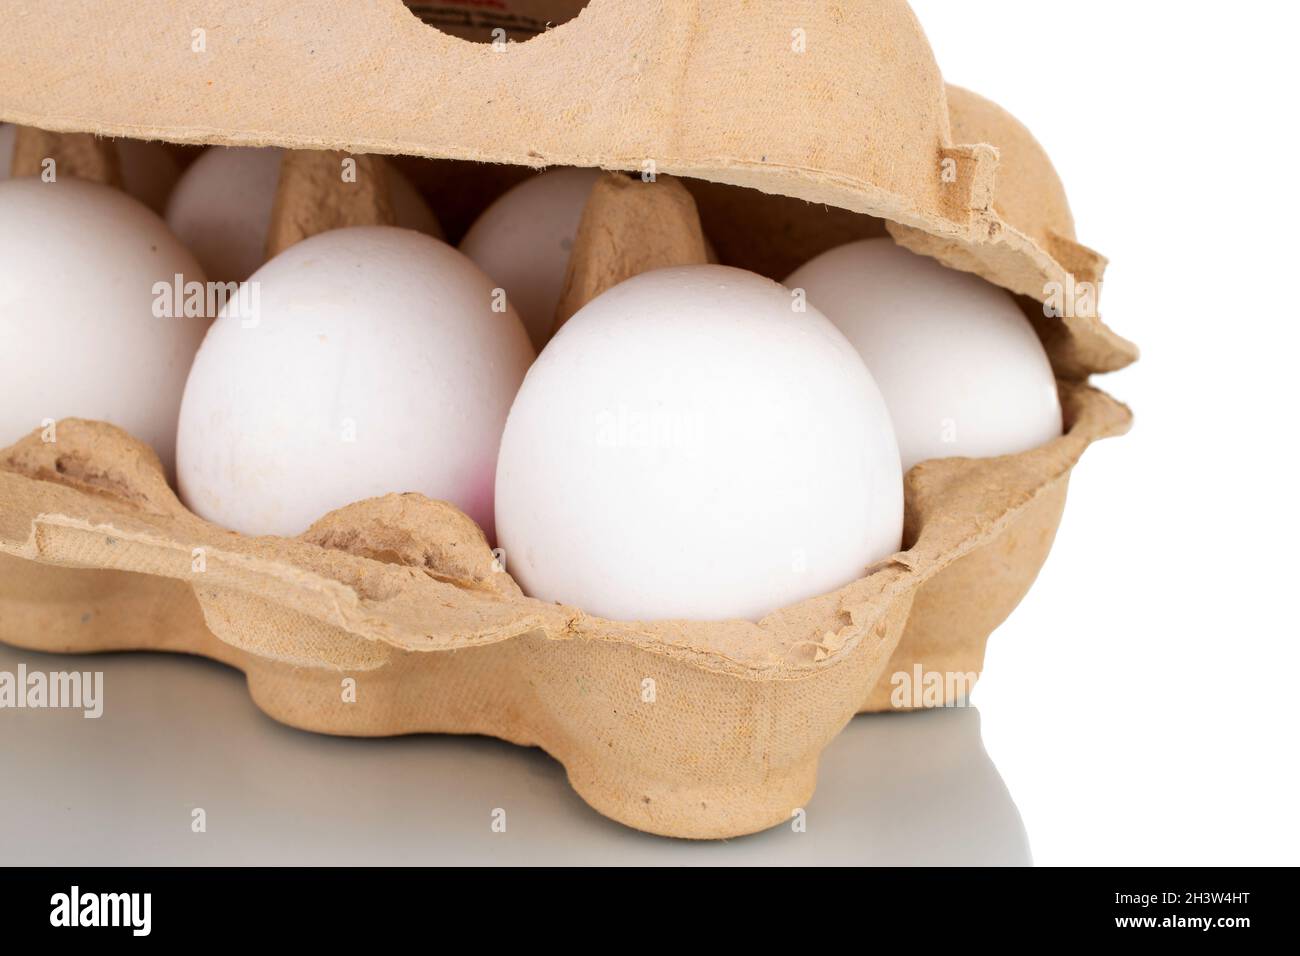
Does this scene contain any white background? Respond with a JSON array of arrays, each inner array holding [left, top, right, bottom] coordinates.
[[912, 0, 1299, 865]]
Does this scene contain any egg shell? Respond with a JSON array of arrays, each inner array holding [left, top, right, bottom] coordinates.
[[495, 263, 903, 622], [0, 177, 209, 475], [459, 166, 602, 351], [176, 226, 534, 540], [165, 146, 441, 283], [785, 238, 1062, 471]]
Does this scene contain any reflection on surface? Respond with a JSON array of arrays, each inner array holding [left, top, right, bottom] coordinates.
[[0, 643, 1028, 865], [811, 706, 1032, 866]]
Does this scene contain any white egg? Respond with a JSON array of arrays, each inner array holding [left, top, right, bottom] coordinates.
[[0, 177, 209, 473], [785, 238, 1062, 471], [176, 226, 534, 539], [164, 146, 442, 283], [0, 123, 179, 214], [495, 264, 903, 622], [459, 167, 602, 351]]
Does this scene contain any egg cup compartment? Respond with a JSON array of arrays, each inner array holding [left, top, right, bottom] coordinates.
[[0, 0, 1136, 838], [0, 381, 1127, 838]]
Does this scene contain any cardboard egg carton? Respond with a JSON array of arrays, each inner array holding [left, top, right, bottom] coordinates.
[[0, 0, 1134, 839]]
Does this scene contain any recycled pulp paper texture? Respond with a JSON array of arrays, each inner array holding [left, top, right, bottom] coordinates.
[[554, 172, 710, 331], [265, 150, 396, 258], [0, 0, 1136, 377], [9, 127, 121, 185], [0, 141, 1133, 680], [0, 0, 1139, 837], [887, 85, 1124, 379], [0, 385, 1129, 837]]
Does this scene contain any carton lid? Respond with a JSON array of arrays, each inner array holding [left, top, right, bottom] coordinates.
[[0, 0, 1136, 374]]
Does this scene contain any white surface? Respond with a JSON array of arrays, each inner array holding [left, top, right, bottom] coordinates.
[[459, 167, 601, 351], [496, 265, 902, 621], [0, 642, 1027, 866], [908, 0, 1300, 865], [178, 226, 533, 540], [786, 239, 1061, 471], [0, 177, 208, 476]]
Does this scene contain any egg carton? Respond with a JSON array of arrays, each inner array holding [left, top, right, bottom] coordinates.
[[0, 0, 1135, 838]]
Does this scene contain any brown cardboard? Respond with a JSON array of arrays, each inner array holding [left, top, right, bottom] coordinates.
[[265, 150, 396, 259], [684, 178, 892, 286], [859, 83, 1126, 710], [0, 382, 1127, 838], [0, 0, 1136, 376], [10, 126, 119, 185], [887, 85, 1128, 379], [553, 172, 710, 332], [0, 1, 1135, 838]]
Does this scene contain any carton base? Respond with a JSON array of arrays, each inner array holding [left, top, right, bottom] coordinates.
[[0, 385, 1129, 840], [860, 479, 1069, 712], [0, 555, 901, 839]]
